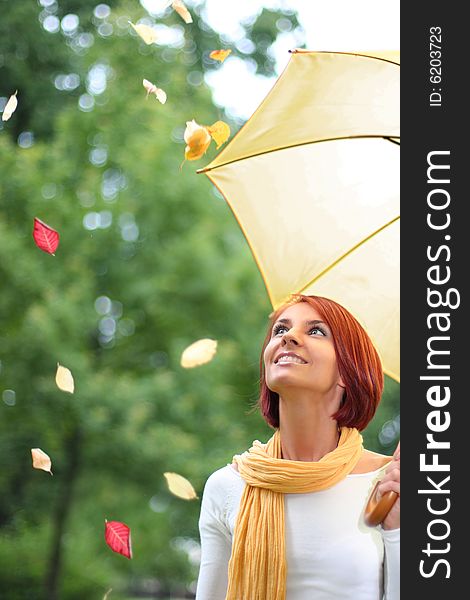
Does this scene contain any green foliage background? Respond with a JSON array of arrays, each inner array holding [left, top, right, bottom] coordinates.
[[0, 1, 399, 598]]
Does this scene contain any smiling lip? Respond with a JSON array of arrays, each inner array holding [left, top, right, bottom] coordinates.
[[274, 352, 307, 365]]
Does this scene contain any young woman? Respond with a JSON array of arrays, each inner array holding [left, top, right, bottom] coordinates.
[[195, 295, 400, 600]]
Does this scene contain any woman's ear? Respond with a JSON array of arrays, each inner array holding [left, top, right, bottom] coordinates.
[[337, 376, 346, 406]]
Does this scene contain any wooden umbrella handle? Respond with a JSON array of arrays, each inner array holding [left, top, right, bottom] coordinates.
[[364, 482, 398, 527]]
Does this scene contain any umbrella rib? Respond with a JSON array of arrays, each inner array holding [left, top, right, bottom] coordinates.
[[290, 49, 400, 66], [296, 215, 400, 294], [197, 135, 400, 174]]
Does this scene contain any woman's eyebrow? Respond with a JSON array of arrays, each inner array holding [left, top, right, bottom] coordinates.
[[306, 320, 327, 327], [274, 318, 327, 327]]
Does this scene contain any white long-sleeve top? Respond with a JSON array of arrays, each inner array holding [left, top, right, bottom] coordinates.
[[196, 463, 399, 600]]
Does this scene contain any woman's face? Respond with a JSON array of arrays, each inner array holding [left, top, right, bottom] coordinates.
[[264, 302, 344, 396]]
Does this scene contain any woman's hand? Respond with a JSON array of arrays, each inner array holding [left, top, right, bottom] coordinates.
[[378, 442, 400, 530]]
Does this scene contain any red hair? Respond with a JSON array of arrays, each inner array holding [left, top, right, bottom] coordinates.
[[258, 295, 384, 431]]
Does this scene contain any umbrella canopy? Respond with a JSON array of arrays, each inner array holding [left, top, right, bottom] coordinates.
[[199, 51, 400, 382]]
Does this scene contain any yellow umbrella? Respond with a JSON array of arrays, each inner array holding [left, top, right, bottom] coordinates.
[[198, 50, 400, 382]]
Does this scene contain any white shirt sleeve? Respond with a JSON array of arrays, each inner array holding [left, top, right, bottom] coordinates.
[[195, 468, 233, 600], [380, 527, 400, 600]]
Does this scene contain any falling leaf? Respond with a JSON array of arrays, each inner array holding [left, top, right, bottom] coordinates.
[[1, 90, 18, 122], [207, 120, 231, 149], [142, 79, 167, 104], [209, 49, 232, 63], [129, 21, 158, 45], [31, 448, 53, 475], [105, 520, 133, 559], [181, 338, 217, 368], [103, 589, 113, 600], [164, 472, 198, 500], [33, 218, 60, 255], [55, 363, 75, 394], [172, 0, 193, 24], [183, 119, 212, 161]]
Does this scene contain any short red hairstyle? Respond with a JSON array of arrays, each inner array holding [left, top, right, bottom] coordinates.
[[258, 295, 384, 431]]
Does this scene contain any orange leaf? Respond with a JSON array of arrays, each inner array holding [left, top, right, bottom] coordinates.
[[183, 119, 211, 161], [209, 49, 232, 63], [129, 21, 158, 45], [181, 338, 217, 368], [172, 0, 193, 24], [142, 79, 167, 104], [207, 120, 231, 149], [31, 448, 53, 475]]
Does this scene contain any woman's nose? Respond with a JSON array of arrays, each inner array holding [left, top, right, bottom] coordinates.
[[281, 329, 300, 345]]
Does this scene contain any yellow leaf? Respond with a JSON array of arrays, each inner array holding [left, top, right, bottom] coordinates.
[[164, 472, 198, 500], [207, 120, 231, 149], [183, 119, 211, 161], [2, 90, 18, 122], [129, 21, 158, 45], [142, 79, 167, 104], [181, 338, 217, 368], [172, 0, 193, 24], [55, 363, 75, 394], [209, 49, 232, 63], [155, 88, 167, 104], [31, 448, 53, 475]]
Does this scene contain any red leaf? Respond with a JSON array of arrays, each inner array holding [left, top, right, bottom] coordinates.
[[104, 520, 132, 559], [33, 218, 60, 255]]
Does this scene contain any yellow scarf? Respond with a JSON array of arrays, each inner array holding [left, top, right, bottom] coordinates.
[[225, 427, 363, 600]]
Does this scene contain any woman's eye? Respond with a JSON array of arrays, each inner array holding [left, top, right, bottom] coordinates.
[[272, 324, 326, 336]]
